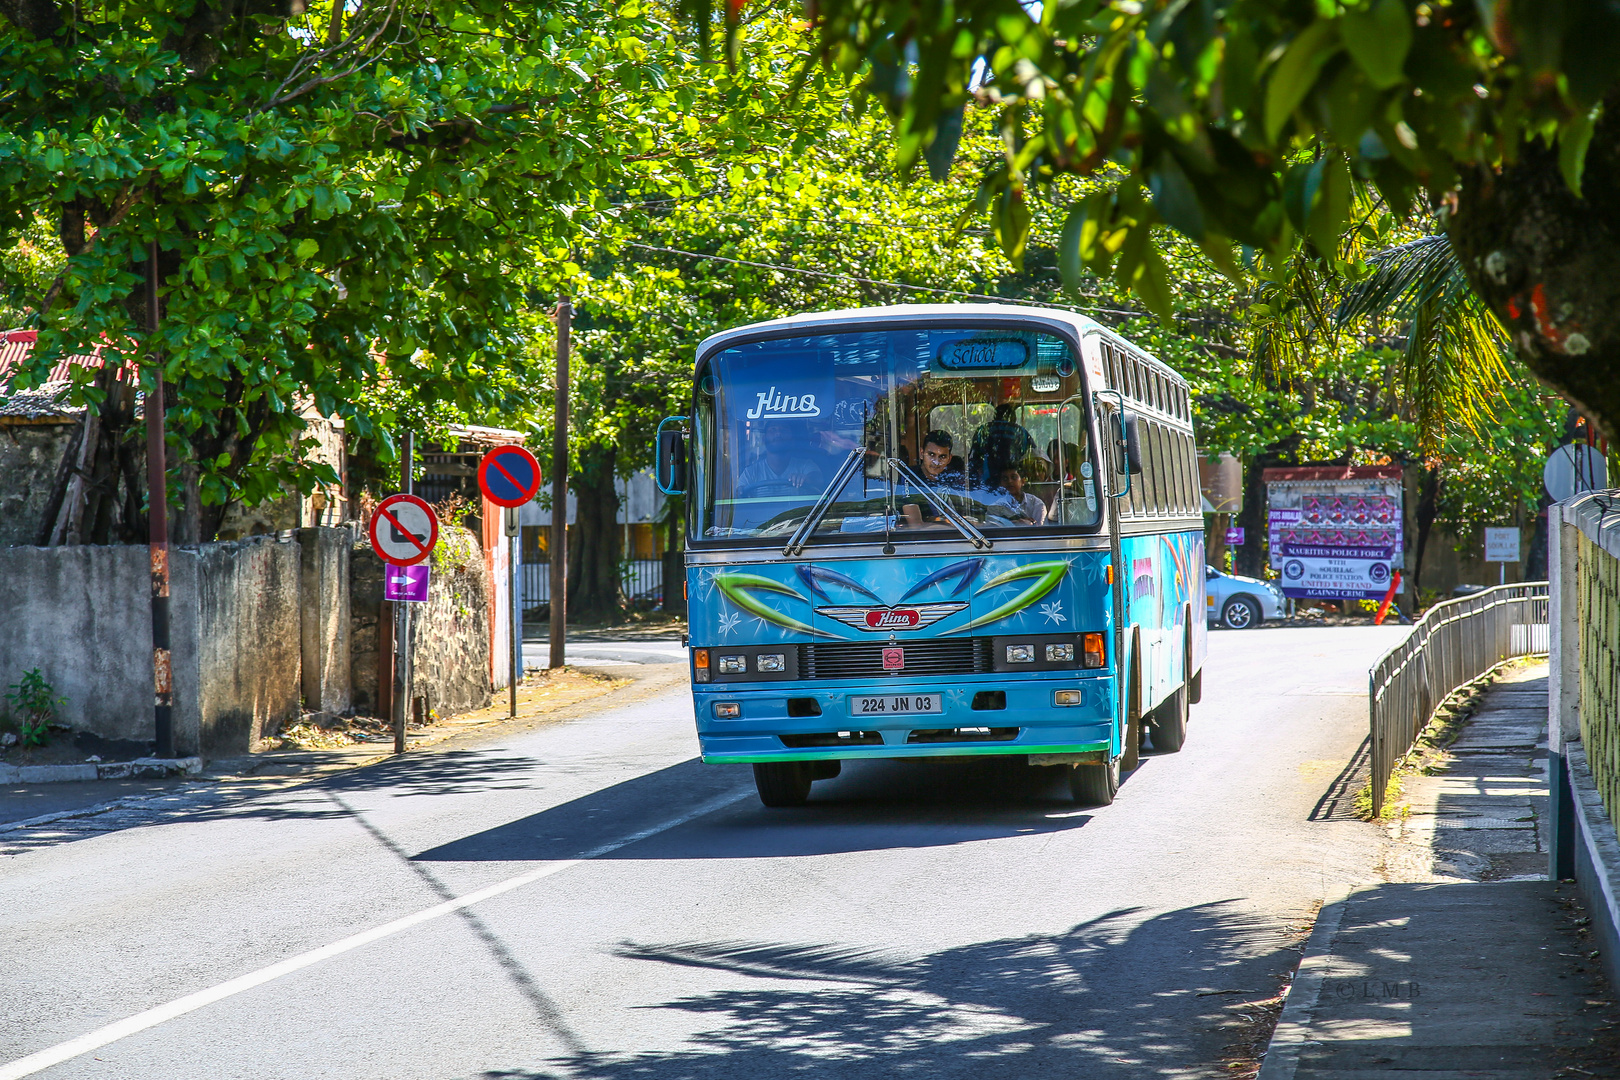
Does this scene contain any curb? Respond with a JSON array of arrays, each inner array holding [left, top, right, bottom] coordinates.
[[1566, 743, 1620, 992], [1255, 887, 1355, 1080], [0, 757, 203, 785]]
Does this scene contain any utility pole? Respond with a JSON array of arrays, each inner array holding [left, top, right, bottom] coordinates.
[[393, 432, 414, 754], [146, 239, 174, 758], [549, 299, 571, 670]]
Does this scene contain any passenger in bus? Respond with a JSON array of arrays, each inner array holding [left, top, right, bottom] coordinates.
[[998, 465, 1047, 525], [736, 421, 826, 498], [969, 403, 1036, 486], [918, 430, 965, 486]]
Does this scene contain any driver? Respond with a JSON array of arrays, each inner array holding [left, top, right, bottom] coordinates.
[[736, 421, 825, 497], [918, 429, 965, 486]]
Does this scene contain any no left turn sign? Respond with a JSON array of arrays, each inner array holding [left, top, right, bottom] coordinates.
[[369, 494, 439, 567]]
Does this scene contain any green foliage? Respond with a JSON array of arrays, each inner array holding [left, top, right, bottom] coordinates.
[[787, 0, 1620, 318], [0, 0, 731, 530], [5, 669, 64, 747]]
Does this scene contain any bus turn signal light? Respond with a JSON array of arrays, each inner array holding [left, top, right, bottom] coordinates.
[[1081, 633, 1105, 668], [1105, 564, 1113, 585], [694, 648, 711, 683]]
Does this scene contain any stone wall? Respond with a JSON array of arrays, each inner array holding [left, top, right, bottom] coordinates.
[[350, 526, 491, 720], [0, 423, 74, 547]]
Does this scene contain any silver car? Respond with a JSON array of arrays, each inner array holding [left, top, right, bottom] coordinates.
[[1205, 565, 1287, 629]]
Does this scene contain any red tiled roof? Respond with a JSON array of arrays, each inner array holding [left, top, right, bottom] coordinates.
[[0, 330, 111, 386]]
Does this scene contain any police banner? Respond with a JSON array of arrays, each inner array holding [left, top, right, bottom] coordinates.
[[1277, 552, 1394, 600]]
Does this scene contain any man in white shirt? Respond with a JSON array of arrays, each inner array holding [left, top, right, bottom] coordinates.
[[998, 465, 1047, 526]]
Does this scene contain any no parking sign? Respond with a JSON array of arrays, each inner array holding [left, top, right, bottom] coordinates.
[[478, 444, 542, 508], [369, 494, 439, 567]]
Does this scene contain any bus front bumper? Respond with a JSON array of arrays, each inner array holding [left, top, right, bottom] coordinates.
[[694, 675, 1118, 764]]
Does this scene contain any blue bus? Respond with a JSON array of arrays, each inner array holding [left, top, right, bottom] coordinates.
[[655, 304, 1206, 807]]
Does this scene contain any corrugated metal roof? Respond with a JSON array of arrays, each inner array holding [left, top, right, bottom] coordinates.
[[0, 330, 107, 386]]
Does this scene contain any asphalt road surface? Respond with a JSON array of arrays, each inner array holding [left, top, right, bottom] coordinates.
[[0, 625, 1408, 1080]]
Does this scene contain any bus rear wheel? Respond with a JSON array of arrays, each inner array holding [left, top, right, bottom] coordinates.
[[753, 762, 813, 807], [1069, 756, 1119, 807], [1149, 685, 1188, 753]]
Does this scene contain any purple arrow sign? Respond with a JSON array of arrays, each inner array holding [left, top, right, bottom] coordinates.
[[384, 564, 430, 603]]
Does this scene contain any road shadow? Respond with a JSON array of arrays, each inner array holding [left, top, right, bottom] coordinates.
[[416, 756, 1109, 863], [1308, 736, 1371, 822], [470, 900, 1293, 1080]]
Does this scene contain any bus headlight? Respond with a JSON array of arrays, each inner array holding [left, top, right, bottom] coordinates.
[[1045, 643, 1074, 662], [1006, 644, 1035, 664], [757, 653, 786, 672], [718, 655, 747, 674], [1053, 689, 1083, 706]]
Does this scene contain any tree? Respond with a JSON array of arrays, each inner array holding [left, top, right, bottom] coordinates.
[[0, 0, 685, 541], [780, 0, 1620, 441]]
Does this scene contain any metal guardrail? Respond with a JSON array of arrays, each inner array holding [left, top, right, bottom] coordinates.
[[1368, 581, 1550, 815]]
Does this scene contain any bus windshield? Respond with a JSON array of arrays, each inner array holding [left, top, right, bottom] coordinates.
[[694, 326, 1103, 542]]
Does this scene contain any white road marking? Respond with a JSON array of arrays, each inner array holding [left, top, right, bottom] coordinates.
[[0, 787, 751, 1080]]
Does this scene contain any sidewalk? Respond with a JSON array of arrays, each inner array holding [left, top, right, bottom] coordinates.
[[1261, 664, 1620, 1079], [1, 663, 682, 855]]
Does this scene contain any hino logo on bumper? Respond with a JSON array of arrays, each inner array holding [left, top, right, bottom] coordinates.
[[818, 602, 968, 632]]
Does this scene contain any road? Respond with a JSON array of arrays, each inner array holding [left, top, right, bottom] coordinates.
[[0, 625, 1407, 1079]]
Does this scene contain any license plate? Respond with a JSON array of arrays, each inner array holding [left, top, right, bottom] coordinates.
[[848, 693, 943, 716]]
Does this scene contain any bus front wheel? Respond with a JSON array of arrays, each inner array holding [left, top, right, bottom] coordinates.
[[1069, 757, 1119, 807], [753, 762, 813, 807]]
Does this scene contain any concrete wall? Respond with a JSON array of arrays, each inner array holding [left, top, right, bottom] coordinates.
[[0, 423, 74, 547], [299, 526, 352, 718], [189, 537, 303, 757], [0, 544, 154, 745]]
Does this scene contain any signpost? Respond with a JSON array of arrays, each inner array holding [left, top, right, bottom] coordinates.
[[478, 444, 541, 718], [370, 487, 438, 753], [1484, 527, 1520, 586], [1225, 526, 1245, 546]]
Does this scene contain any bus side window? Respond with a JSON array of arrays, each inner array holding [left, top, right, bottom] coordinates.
[[1169, 425, 1187, 513], [1150, 422, 1168, 515]]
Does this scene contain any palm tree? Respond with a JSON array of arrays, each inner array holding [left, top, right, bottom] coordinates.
[[1334, 232, 1510, 454]]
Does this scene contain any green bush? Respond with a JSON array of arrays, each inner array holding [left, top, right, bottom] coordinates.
[[6, 670, 64, 748]]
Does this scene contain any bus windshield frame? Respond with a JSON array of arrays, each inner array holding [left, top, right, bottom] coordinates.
[[689, 322, 1108, 550]]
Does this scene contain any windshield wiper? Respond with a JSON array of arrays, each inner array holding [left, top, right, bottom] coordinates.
[[883, 458, 992, 550], [782, 447, 868, 557]]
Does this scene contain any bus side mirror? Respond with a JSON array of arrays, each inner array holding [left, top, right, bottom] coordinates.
[[1122, 414, 1143, 475], [657, 423, 688, 494]]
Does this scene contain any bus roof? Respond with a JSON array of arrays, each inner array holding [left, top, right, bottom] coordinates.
[[693, 302, 1184, 385]]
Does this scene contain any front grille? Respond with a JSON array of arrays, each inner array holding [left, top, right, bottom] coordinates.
[[799, 638, 993, 680]]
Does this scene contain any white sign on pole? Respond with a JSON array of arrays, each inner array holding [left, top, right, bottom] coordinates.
[[1484, 527, 1520, 564]]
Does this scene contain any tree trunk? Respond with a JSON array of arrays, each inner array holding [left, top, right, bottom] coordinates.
[[1450, 96, 1620, 443], [1410, 464, 1439, 596], [1233, 453, 1278, 578], [568, 443, 622, 622]]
